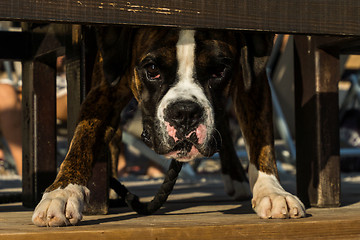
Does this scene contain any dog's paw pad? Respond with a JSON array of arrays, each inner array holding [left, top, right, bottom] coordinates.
[[32, 184, 90, 227], [252, 193, 306, 219]]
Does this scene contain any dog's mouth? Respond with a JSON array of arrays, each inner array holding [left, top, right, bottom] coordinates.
[[141, 126, 205, 161], [172, 139, 194, 155], [142, 116, 220, 162], [164, 139, 203, 162], [161, 123, 221, 162], [142, 125, 220, 162]]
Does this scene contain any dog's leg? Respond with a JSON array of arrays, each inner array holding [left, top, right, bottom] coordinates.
[[32, 59, 133, 227], [232, 33, 305, 218], [109, 125, 123, 178], [218, 114, 251, 200], [108, 125, 123, 200]]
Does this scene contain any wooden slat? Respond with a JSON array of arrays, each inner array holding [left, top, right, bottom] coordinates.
[[3, 219, 360, 240], [1, 177, 360, 240], [0, 0, 359, 36]]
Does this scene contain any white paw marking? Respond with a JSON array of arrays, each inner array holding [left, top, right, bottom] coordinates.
[[249, 164, 306, 219], [222, 174, 251, 200], [32, 184, 90, 227]]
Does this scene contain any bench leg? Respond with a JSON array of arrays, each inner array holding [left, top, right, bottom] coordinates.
[[22, 26, 59, 207], [293, 36, 341, 207]]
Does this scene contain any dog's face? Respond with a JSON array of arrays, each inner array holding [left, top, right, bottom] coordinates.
[[131, 28, 237, 162]]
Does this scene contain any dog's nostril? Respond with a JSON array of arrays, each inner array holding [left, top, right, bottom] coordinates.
[[189, 109, 202, 119], [173, 110, 185, 121]]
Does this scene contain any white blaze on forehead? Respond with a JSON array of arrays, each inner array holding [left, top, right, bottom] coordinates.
[[176, 29, 196, 83], [156, 29, 214, 148]]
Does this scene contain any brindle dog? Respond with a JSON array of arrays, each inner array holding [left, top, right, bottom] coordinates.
[[32, 27, 305, 227]]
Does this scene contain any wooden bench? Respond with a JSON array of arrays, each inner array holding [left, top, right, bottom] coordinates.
[[0, 0, 359, 212]]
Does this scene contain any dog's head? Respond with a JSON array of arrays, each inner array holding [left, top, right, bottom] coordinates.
[[99, 27, 273, 162], [126, 28, 237, 162]]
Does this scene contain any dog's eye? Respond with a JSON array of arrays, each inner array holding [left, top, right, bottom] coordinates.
[[210, 66, 226, 79], [146, 64, 161, 81]]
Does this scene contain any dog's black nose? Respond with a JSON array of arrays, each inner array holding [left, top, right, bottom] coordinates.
[[165, 100, 204, 135]]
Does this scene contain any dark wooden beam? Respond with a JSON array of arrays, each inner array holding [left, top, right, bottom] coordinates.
[[0, 0, 359, 36], [294, 36, 341, 208], [65, 25, 84, 141], [22, 25, 60, 207]]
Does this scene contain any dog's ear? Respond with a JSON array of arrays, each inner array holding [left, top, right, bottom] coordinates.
[[96, 26, 137, 86], [236, 32, 274, 90]]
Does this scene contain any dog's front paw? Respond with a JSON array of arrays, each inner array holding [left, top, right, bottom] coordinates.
[[251, 169, 306, 219], [32, 184, 90, 227], [252, 192, 305, 219]]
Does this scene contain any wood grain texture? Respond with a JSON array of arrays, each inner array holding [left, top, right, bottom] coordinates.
[[294, 36, 341, 207], [1, 184, 360, 240], [20, 24, 66, 207], [22, 55, 57, 207], [0, 0, 359, 36]]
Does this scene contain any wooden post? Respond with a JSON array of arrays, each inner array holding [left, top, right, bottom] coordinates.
[[65, 25, 109, 214], [293, 36, 341, 208], [22, 24, 61, 207]]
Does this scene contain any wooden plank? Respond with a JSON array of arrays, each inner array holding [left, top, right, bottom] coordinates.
[[2, 218, 360, 240], [1, 176, 360, 240], [0, 0, 359, 36], [293, 36, 341, 207]]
